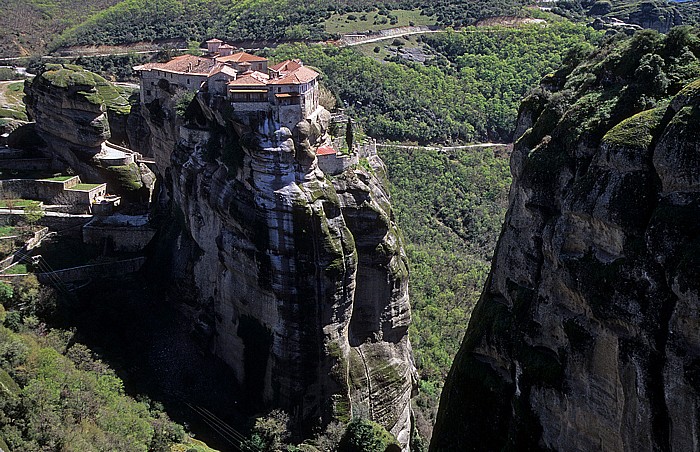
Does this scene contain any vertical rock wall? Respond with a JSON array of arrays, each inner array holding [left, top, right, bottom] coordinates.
[[431, 40, 700, 451], [146, 92, 416, 447]]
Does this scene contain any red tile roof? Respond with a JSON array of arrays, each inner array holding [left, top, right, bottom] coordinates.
[[134, 54, 217, 76], [208, 64, 238, 78], [228, 71, 269, 87], [316, 146, 336, 156], [217, 51, 268, 63], [270, 66, 319, 85], [206, 38, 223, 43], [270, 59, 303, 73]]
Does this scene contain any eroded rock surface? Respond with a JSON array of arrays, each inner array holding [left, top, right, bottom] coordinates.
[[145, 90, 416, 447], [432, 34, 700, 452]]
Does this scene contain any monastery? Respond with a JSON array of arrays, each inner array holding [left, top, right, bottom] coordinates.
[[134, 39, 320, 130]]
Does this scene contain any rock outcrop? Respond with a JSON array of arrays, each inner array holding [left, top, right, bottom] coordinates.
[[589, 0, 683, 33], [24, 64, 154, 198], [144, 89, 416, 446], [24, 64, 112, 179], [432, 29, 700, 451]]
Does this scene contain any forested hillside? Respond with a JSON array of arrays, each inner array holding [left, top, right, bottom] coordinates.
[[378, 145, 511, 436], [0, 0, 528, 56], [55, 0, 527, 49], [0, 277, 208, 451], [270, 21, 600, 143], [0, 0, 120, 56]]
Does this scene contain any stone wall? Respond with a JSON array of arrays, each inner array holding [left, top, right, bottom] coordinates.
[[317, 153, 359, 176], [82, 224, 156, 252]]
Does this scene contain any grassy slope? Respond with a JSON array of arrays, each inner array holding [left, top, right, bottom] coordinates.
[[0, 81, 27, 121]]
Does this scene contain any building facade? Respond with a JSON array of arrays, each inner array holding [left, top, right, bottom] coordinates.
[[135, 42, 321, 131]]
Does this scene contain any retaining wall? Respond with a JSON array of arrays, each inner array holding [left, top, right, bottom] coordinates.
[[82, 224, 156, 252]]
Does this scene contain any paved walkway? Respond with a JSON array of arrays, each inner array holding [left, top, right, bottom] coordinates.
[[0, 208, 91, 218]]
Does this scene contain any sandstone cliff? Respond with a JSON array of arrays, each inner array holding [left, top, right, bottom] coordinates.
[[24, 64, 154, 198], [432, 29, 700, 451], [143, 89, 416, 446]]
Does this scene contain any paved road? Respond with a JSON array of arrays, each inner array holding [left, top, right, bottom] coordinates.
[[342, 28, 444, 47], [376, 142, 507, 151]]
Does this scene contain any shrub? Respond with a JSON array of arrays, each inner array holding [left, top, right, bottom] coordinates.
[[338, 418, 398, 452]]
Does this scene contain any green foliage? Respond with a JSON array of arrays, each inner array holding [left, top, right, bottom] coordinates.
[[244, 409, 291, 451], [174, 90, 196, 118], [379, 144, 510, 424], [0, 68, 22, 81], [524, 27, 700, 158], [0, 279, 187, 451], [23, 204, 45, 226], [70, 53, 151, 81], [0, 0, 120, 56], [271, 22, 599, 143], [50, 0, 528, 50], [104, 164, 143, 192], [602, 106, 666, 148], [338, 418, 398, 452], [0, 283, 13, 305], [419, 0, 527, 28]]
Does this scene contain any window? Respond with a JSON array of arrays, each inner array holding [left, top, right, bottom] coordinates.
[[146, 90, 152, 96], [187, 78, 190, 85]]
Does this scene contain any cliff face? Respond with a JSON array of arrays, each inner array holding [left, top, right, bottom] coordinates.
[[24, 64, 154, 198], [146, 91, 415, 446], [432, 30, 700, 451], [24, 64, 112, 179]]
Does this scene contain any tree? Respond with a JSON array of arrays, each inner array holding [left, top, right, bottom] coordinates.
[[0, 282, 13, 305], [23, 204, 44, 230], [1, 191, 18, 213], [244, 410, 290, 451], [345, 120, 354, 151], [319, 85, 337, 111], [338, 418, 398, 452]]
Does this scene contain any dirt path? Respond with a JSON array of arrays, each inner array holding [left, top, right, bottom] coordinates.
[[0, 80, 19, 109]]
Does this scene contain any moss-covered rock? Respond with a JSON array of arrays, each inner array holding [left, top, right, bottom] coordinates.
[[40, 63, 131, 115], [432, 30, 700, 452]]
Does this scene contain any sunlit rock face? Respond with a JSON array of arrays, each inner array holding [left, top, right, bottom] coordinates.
[[432, 53, 700, 451], [144, 91, 416, 448]]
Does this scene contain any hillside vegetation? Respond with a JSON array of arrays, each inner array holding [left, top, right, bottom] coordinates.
[[0, 277, 191, 451], [55, 0, 527, 49], [0, 0, 120, 57], [0, 0, 527, 56], [378, 145, 511, 434], [271, 21, 600, 143]]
